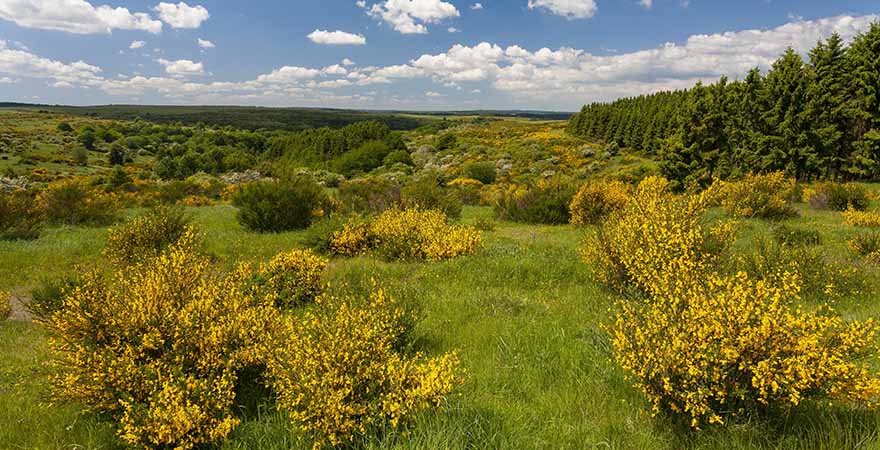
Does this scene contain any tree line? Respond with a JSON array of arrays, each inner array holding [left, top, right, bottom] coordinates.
[[567, 23, 880, 188]]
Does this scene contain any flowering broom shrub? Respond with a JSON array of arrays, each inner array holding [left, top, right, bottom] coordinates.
[[492, 177, 577, 225], [46, 230, 281, 450], [843, 207, 880, 227], [251, 249, 327, 309], [267, 288, 462, 449], [569, 180, 630, 226], [103, 205, 194, 265], [720, 172, 797, 219], [0, 189, 42, 240], [0, 291, 10, 321], [37, 178, 118, 226], [329, 208, 481, 261], [805, 182, 870, 211]]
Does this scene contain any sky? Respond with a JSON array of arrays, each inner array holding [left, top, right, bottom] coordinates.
[[0, 0, 878, 111]]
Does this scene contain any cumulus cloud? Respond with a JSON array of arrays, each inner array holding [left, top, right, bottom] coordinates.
[[342, 58, 356, 66], [528, 0, 598, 19], [0, 40, 103, 86], [130, 40, 146, 49], [639, 0, 653, 9], [153, 2, 209, 29], [157, 58, 204, 76], [307, 29, 367, 45], [0, 0, 162, 34], [198, 38, 215, 49], [256, 66, 321, 83], [471, 3, 483, 10], [368, 0, 460, 34]]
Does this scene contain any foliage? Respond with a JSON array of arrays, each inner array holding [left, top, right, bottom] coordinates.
[[330, 208, 481, 261], [337, 177, 401, 214], [805, 182, 871, 211], [28, 273, 82, 323], [302, 215, 352, 254], [0, 189, 42, 240], [771, 223, 821, 247], [435, 133, 457, 151], [0, 290, 10, 321], [37, 179, 117, 226], [232, 176, 328, 232], [383, 149, 414, 166], [266, 288, 461, 449], [103, 205, 194, 265], [401, 172, 463, 219], [568, 180, 630, 226], [46, 230, 280, 450], [720, 172, 797, 219], [251, 249, 326, 309], [842, 207, 880, 228], [849, 231, 880, 262], [462, 161, 497, 185], [331, 140, 393, 176], [492, 177, 576, 225]]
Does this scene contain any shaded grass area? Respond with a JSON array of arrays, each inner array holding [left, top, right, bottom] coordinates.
[[2, 205, 880, 449]]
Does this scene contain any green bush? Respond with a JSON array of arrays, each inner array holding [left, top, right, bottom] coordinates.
[[462, 161, 497, 185], [401, 173, 462, 219], [232, 176, 328, 232], [435, 133, 457, 151], [332, 140, 393, 176], [0, 189, 42, 240], [807, 182, 870, 211], [383, 150, 413, 166], [772, 224, 821, 247], [37, 179, 117, 226], [337, 177, 401, 214], [848, 231, 880, 260], [103, 205, 194, 265], [493, 177, 576, 225], [302, 215, 351, 254], [28, 273, 82, 323]]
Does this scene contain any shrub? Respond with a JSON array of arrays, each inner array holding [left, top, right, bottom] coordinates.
[[28, 273, 82, 323], [47, 230, 280, 450], [462, 161, 497, 185], [720, 172, 797, 219], [448, 178, 483, 205], [584, 176, 732, 295], [302, 215, 351, 254], [251, 250, 326, 309], [612, 271, 880, 428], [843, 207, 880, 228], [383, 149, 413, 166], [267, 288, 461, 449], [806, 182, 870, 211], [473, 217, 496, 231], [402, 173, 462, 219], [37, 179, 117, 226], [772, 224, 821, 247], [337, 177, 401, 214], [435, 133, 456, 151], [849, 232, 880, 262], [332, 140, 393, 176], [569, 180, 630, 226], [0, 291, 10, 321], [330, 208, 481, 261], [103, 205, 194, 265], [0, 189, 42, 240], [232, 176, 328, 232], [492, 177, 577, 225]]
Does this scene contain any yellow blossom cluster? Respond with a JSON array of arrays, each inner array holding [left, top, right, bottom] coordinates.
[[252, 249, 327, 309], [37, 178, 119, 225], [568, 180, 630, 226], [843, 207, 880, 227], [47, 229, 281, 450], [103, 206, 195, 265], [0, 290, 11, 320], [719, 172, 797, 218], [267, 288, 462, 449], [330, 208, 481, 260], [588, 176, 880, 427]]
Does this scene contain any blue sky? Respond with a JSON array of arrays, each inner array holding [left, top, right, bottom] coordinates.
[[0, 0, 877, 111]]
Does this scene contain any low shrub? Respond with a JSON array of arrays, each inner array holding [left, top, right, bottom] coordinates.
[[37, 179, 117, 226], [569, 180, 630, 226], [462, 161, 497, 185], [0, 189, 42, 240], [337, 177, 401, 214], [492, 177, 576, 225], [843, 207, 880, 228], [47, 230, 281, 450], [302, 215, 351, 254], [772, 224, 821, 247], [448, 178, 484, 205], [330, 208, 481, 261], [720, 172, 797, 219], [806, 182, 870, 211], [267, 288, 461, 449], [473, 217, 496, 231], [849, 232, 880, 262], [28, 273, 82, 323], [0, 291, 10, 321], [401, 173, 462, 219], [251, 249, 326, 309], [232, 176, 329, 232], [103, 205, 194, 265]]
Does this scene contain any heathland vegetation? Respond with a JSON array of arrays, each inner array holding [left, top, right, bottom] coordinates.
[[3, 26, 880, 448]]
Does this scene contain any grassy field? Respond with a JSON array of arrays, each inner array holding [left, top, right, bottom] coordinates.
[[3, 200, 880, 450]]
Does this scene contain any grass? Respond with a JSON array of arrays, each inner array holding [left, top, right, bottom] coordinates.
[[2, 203, 880, 449]]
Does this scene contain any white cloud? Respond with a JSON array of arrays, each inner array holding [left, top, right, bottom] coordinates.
[[153, 2, 209, 29], [471, 3, 483, 10], [130, 40, 146, 49], [307, 29, 366, 45], [322, 64, 348, 75], [256, 66, 321, 83], [425, 91, 444, 97], [198, 38, 215, 49], [368, 0, 460, 34], [0, 76, 16, 83], [342, 58, 356, 66], [528, 0, 598, 19], [639, 0, 653, 9], [0, 40, 103, 86], [356, 0, 366, 7], [0, 0, 162, 34], [157, 58, 204, 76], [447, 26, 459, 33]]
